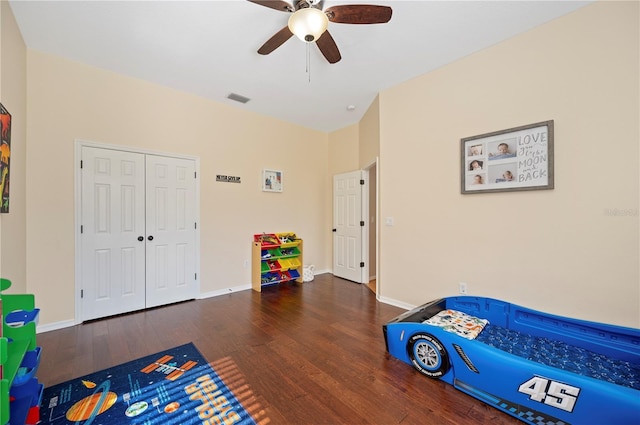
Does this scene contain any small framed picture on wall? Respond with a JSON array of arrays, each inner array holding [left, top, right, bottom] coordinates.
[[262, 169, 283, 192]]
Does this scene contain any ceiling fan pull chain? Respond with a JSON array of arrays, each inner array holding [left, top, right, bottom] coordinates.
[[306, 42, 311, 82]]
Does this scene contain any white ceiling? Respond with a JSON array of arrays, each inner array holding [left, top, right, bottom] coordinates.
[[9, 0, 593, 133]]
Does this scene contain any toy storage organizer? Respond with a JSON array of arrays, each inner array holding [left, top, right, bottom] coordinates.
[[0, 278, 42, 425], [252, 233, 304, 292]]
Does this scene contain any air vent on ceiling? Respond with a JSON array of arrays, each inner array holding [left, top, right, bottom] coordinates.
[[227, 93, 251, 104]]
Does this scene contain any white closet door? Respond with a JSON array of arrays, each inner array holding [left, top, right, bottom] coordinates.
[[81, 147, 146, 321], [145, 155, 198, 308]]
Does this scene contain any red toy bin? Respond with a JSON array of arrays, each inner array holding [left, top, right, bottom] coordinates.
[[254, 233, 281, 248]]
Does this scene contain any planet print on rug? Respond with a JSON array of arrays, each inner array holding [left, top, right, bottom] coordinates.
[[39, 343, 257, 425]]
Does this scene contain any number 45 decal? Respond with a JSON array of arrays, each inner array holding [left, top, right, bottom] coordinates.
[[518, 376, 581, 412]]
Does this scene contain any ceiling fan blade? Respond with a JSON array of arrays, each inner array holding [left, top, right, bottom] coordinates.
[[316, 30, 341, 64], [247, 0, 294, 13], [258, 26, 294, 55], [325, 5, 392, 24]]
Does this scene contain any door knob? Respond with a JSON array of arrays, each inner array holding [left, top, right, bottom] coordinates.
[[138, 236, 144, 241], [148, 235, 154, 241]]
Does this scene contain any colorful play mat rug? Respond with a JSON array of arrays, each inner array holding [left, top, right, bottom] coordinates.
[[39, 343, 258, 425]]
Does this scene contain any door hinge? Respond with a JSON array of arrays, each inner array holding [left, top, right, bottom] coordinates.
[[195, 273, 197, 280], [80, 160, 83, 169], [194, 171, 197, 179], [360, 262, 365, 268], [195, 222, 197, 229], [360, 221, 365, 227], [80, 225, 83, 234], [360, 179, 364, 185], [81, 289, 84, 298]]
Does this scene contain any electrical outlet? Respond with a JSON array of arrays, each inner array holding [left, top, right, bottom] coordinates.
[[459, 282, 468, 294]]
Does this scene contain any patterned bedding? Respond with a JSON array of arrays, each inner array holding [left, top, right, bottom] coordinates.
[[423, 309, 489, 340], [477, 324, 640, 390]]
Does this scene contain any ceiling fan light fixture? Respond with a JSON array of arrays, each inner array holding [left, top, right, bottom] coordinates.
[[288, 7, 328, 42]]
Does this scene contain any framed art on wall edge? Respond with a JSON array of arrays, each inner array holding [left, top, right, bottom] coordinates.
[[0, 102, 11, 212]]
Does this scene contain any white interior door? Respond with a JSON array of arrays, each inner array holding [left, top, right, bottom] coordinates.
[[81, 147, 146, 321], [333, 170, 365, 283], [145, 155, 198, 308], [80, 147, 198, 321]]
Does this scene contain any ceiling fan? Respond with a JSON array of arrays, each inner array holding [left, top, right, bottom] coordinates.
[[248, 0, 392, 64]]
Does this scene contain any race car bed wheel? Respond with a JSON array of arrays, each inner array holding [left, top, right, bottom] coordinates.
[[407, 333, 450, 378]]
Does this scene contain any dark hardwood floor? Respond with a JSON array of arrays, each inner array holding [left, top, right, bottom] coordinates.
[[37, 274, 521, 425]]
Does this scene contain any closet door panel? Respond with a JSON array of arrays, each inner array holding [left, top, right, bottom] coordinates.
[[81, 147, 146, 321], [145, 155, 197, 307]]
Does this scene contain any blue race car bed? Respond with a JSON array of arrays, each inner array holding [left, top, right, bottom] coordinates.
[[383, 296, 640, 425]]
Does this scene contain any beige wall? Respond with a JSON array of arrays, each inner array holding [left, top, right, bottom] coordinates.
[[26, 51, 329, 325], [359, 95, 380, 168], [328, 124, 359, 175], [0, 1, 27, 293], [379, 0, 639, 327]]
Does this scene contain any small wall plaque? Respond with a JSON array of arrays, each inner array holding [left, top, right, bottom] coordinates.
[[216, 175, 241, 183]]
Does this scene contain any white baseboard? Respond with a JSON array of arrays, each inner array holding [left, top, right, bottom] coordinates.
[[35, 286, 253, 333], [377, 295, 415, 311], [37, 319, 76, 334], [197, 284, 252, 299]]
